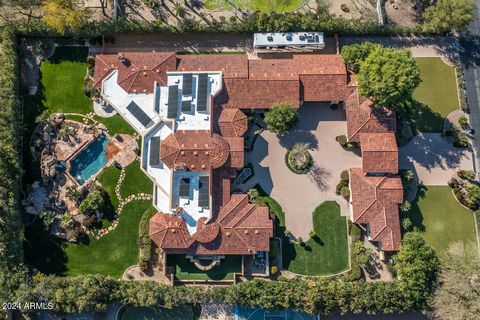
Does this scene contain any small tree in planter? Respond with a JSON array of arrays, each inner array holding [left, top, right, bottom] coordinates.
[[341, 186, 350, 201], [247, 188, 260, 201], [336, 135, 347, 147], [264, 103, 298, 134], [400, 201, 411, 213]]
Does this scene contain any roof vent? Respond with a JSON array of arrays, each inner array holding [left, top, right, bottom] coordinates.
[[255, 230, 259, 235], [226, 232, 230, 237], [244, 230, 248, 235], [143, 71, 147, 76], [267, 36, 273, 42]]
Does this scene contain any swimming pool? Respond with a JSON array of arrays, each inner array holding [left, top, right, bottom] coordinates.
[[69, 134, 108, 185], [235, 306, 318, 320]]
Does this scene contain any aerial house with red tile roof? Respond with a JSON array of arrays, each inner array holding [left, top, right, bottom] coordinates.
[[93, 47, 403, 280]]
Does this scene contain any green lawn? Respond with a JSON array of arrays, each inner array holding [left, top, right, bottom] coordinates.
[[258, 194, 349, 276], [97, 164, 122, 207], [120, 160, 153, 198], [168, 254, 241, 280], [204, 0, 305, 12], [407, 186, 477, 252], [408, 57, 459, 133], [63, 202, 154, 277]]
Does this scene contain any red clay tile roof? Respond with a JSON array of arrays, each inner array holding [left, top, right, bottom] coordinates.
[[300, 74, 347, 102], [150, 194, 273, 255], [93, 54, 118, 90], [116, 52, 176, 93], [224, 136, 244, 168], [350, 168, 403, 251], [345, 90, 397, 142], [177, 54, 248, 78], [149, 213, 191, 249], [160, 130, 230, 171], [218, 108, 248, 137], [248, 54, 346, 80], [218, 79, 300, 109], [360, 133, 399, 174]]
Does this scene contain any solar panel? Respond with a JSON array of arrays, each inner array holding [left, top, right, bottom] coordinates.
[[181, 100, 192, 112], [179, 178, 190, 197], [149, 136, 161, 166], [197, 74, 208, 112], [167, 85, 179, 118], [183, 74, 193, 96], [126, 101, 153, 128], [198, 176, 209, 209]]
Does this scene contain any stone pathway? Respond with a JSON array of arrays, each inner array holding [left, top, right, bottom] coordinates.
[[91, 167, 152, 239]]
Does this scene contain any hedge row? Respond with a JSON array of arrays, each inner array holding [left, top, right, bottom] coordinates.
[[11, 232, 437, 316], [0, 27, 27, 310], [13, 9, 428, 38]]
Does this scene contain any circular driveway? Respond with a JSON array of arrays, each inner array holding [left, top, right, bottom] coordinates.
[[242, 103, 362, 238]]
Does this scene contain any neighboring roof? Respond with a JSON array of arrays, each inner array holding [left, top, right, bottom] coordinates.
[[150, 194, 273, 255], [350, 168, 403, 251], [218, 108, 248, 137], [160, 130, 230, 171], [360, 133, 399, 174], [345, 90, 397, 142]]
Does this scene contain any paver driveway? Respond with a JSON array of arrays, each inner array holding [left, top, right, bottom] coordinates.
[[399, 133, 474, 185], [241, 103, 362, 238]]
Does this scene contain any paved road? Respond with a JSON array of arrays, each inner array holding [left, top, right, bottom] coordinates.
[[462, 0, 480, 175]]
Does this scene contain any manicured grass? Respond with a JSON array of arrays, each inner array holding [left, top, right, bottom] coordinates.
[[168, 254, 241, 280], [63, 201, 153, 277], [258, 194, 349, 276], [94, 114, 136, 136], [120, 305, 196, 320], [407, 186, 477, 252], [409, 57, 459, 133], [204, 0, 305, 12], [120, 160, 153, 199], [97, 164, 122, 207]]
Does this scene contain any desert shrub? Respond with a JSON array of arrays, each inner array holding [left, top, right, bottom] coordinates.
[[448, 177, 459, 188], [309, 230, 316, 239], [402, 217, 413, 232], [458, 115, 469, 128], [341, 169, 349, 182], [340, 3, 349, 12], [277, 275, 287, 281], [336, 135, 347, 146], [336, 179, 348, 195], [271, 265, 278, 275], [457, 170, 476, 181], [341, 186, 350, 200], [400, 201, 411, 213], [454, 131, 469, 148]]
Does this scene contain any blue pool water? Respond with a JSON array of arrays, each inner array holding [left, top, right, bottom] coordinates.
[[69, 135, 109, 185]]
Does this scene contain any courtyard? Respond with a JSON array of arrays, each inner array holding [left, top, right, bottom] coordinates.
[[243, 103, 361, 238]]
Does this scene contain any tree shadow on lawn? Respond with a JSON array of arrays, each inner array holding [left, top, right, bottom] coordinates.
[[397, 99, 444, 133], [24, 218, 68, 275], [405, 185, 428, 233], [48, 46, 89, 64]]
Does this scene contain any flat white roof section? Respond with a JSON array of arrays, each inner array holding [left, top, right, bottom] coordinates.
[[101, 71, 160, 134], [172, 171, 211, 235], [254, 32, 325, 49]]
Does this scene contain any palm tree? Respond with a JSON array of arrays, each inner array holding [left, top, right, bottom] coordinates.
[[173, 2, 186, 17]]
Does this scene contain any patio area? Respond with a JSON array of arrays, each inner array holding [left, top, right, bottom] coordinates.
[[242, 103, 362, 238]]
